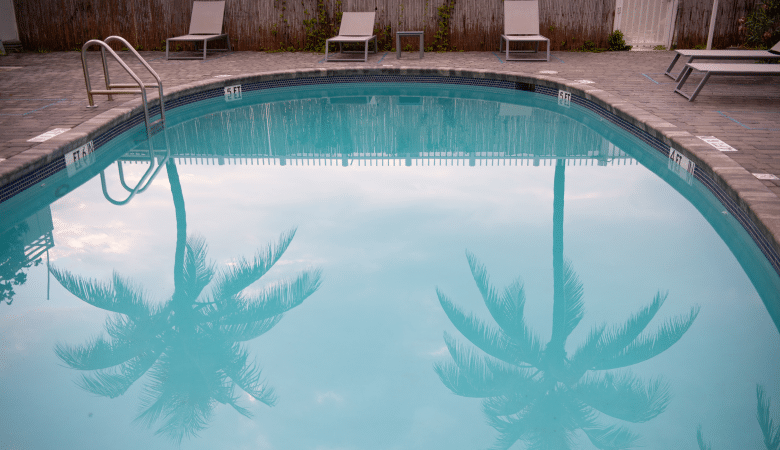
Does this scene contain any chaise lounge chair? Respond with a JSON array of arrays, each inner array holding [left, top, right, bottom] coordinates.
[[664, 40, 780, 81], [166, 1, 231, 61], [499, 0, 550, 62], [325, 12, 378, 62], [674, 62, 780, 101]]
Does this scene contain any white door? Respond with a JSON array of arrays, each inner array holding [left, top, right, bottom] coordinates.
[[614, 0, 679, 49]]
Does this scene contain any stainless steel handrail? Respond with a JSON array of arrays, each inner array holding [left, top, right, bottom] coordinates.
[[102, 36, 166, 125], [81, 37, 165, 138]]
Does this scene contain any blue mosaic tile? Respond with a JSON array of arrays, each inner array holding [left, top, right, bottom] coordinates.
[[534, 85, 558, 97], [237, 75, 517, 94], [0, 156, 65, 204], [695, 169, 780, 273]]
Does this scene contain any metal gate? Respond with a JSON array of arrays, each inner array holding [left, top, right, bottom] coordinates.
[[614, 0, 679, 49]]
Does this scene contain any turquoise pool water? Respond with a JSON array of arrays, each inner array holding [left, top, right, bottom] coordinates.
[[1, 83, 779, 449]]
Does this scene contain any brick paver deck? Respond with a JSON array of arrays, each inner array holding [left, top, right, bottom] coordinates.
[[1, 49, 779, 252]]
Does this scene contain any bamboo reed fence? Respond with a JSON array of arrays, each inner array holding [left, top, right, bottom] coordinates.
[[12, 0, 761, 53]]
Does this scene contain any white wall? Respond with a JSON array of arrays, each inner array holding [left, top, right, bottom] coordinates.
[[0, 0, 20, 41]]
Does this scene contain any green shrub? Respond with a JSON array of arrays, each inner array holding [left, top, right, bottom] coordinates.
[[430, 0, 455, 52], [576, 40, 605, 52], [302, 0, 330, 52], [739, 0, 780, 49], [607, 30, 632, 51]]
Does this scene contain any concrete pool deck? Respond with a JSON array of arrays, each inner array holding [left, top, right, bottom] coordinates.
[[1, 49, 779, 257]]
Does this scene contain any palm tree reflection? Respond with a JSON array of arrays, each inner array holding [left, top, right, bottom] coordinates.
[[697, 385, 780, 450], [51, 160, 322, 442], [757, 386, 780, 450], [436, 161, 700, 449]]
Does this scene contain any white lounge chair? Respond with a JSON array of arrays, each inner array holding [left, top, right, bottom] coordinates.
[[325, 12, 378, 62], [674, 62, 780, 101], [166, 1, 231, 60], [499, 0, 549, 62], [664, 40, 780, 81]]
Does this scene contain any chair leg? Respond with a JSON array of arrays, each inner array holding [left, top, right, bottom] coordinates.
[[674, 65, 697, 100], [166, 39, 170, 60], [676, 57, 695, 82], [664, 53, 682, 79], [203, 40, 207, 60], [687, 73, 711, 102], [675, 66, 694, 88]]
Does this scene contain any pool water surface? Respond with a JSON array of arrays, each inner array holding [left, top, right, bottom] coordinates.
[[0, 83, 779, 450]]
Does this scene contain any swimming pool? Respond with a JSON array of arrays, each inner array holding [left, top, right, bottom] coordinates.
[[1, 79, 779, 450]]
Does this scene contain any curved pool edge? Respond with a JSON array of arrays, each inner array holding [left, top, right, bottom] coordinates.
[[2, 66, 779, 266]]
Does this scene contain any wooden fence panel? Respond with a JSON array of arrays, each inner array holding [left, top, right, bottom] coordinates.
[[11, 0, 763, 52], [676, 0, 759, 49]]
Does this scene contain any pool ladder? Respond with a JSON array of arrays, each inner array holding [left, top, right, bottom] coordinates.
[[101, 129, 172, 205], [81, 36, 165, 137]]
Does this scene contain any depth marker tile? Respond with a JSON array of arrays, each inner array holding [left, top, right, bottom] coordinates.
[[27, 128, 70, 143], [697, 136, 737, 152]]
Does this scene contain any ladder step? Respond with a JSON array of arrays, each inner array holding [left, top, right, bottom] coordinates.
[[148, 119, 165, 136]]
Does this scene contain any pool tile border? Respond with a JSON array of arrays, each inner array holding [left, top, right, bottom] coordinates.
[[1, 68, 779, 276]]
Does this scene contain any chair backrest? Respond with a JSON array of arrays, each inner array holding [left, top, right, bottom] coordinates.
[[189, 1, 226, 35], [504, 1, 540, 36], [338, 12, 376, 36]]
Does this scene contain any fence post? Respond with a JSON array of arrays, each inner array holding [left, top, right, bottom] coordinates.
[[706, 0, 719, 49]]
